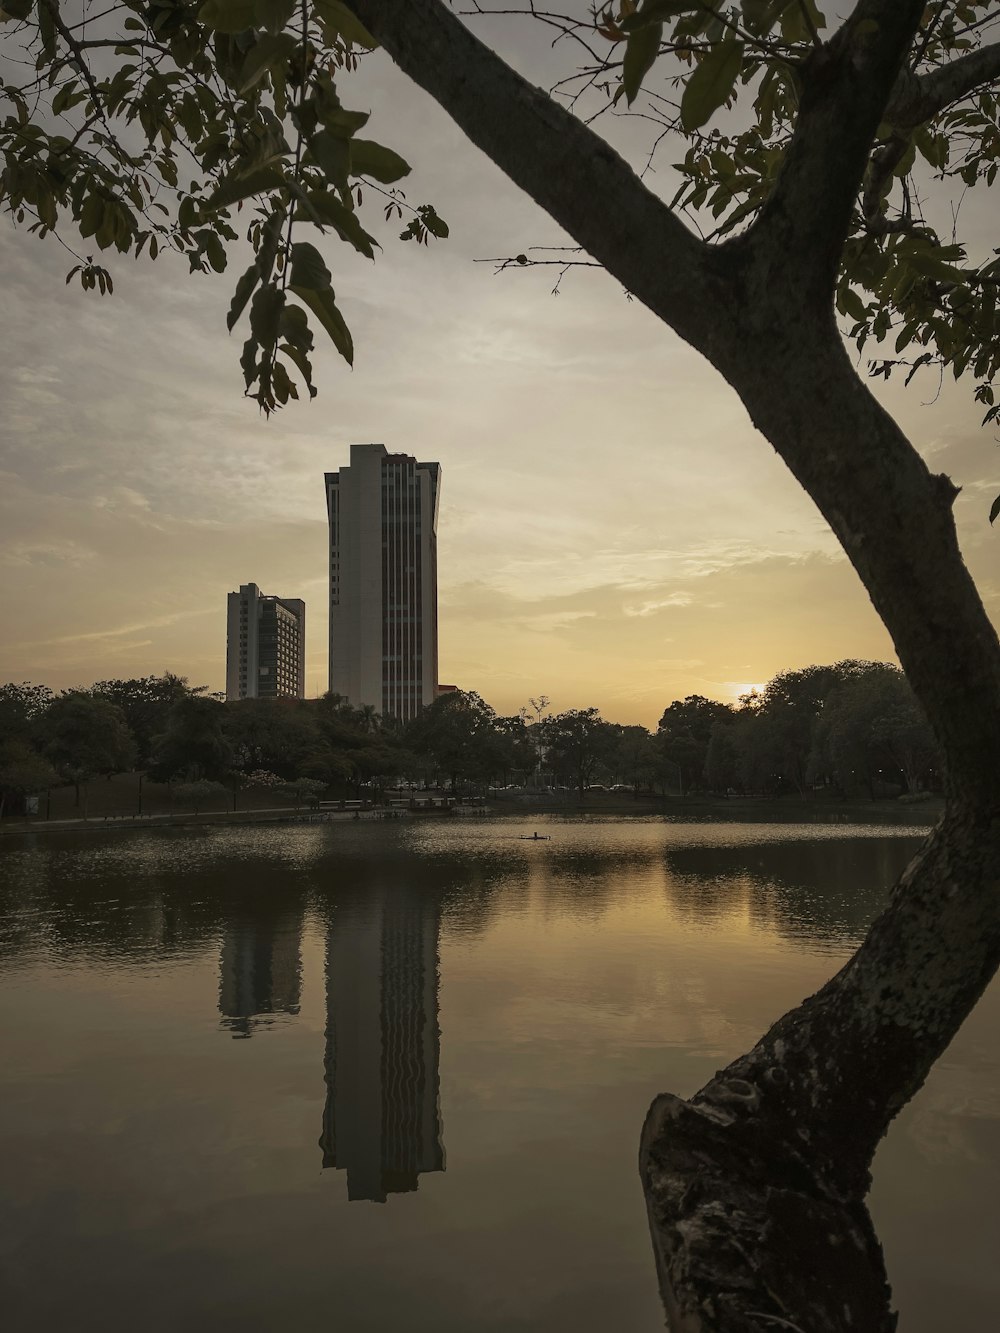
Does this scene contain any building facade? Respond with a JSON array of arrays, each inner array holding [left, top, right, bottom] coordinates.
[[225, 583, 305, 700], [325, 443, 440, 721]]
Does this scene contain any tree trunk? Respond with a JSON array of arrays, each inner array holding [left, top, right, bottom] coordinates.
[[637, 321, 1000, 1329], [641, 806, 1000, 1332]]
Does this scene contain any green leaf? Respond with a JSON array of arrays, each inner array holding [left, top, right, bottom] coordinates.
[[279, 303, 313, 349], [620, 1, 702, 31], [310, 130, 351, 188], [254, 0, 295, 34], [780, 0, 823, 43], [681, 37, 744, 132], [313, 0, 377, 49], [227, 262, 260, 330], [289, 239, 332, 291], [241, 336, 260, 388], [418, 204, 448, 239], [239, 32, 297, 93], [349, 138, 411, 185], [202, 231, 228, 273], [296, 189, 376, 258], [197, 0, 255, 33], [622, 22, 662, 107], [904, 249, 966, 284], [280, 341, 318, 398], [249, 282, 286, 346], [78, 192, 103, 240], [1, 0, 34, 21], [37, 0, 56, 57], [838, 285, 868, 324], [289, 287, 353, 364], [208, 164, 285, 209], [319, 105, 370, 140]]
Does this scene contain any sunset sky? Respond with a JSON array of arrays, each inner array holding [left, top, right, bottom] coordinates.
[[1, 17, 998, 728]]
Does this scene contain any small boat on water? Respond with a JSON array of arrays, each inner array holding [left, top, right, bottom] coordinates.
[[518, 833, 551, 841]]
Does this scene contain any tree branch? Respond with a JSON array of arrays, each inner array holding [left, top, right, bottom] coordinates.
[[888, 40, 1000, 126], [745, 0, 926, 305], [39, 0, 109, 129], [344, 0, 726, 360]]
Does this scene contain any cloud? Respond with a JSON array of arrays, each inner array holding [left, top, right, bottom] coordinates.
[[623, 593, 694, 617], [0, 539, 96, 568]]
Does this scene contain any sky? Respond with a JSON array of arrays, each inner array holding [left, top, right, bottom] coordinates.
[[1, 12, 998, 728]]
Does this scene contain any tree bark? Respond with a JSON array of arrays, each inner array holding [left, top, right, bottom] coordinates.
[[345, 0, 1000, 1326]]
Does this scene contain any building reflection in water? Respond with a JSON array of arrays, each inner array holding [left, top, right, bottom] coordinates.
[[218, 911, 303, 1039], [319, 884, 445, 1202]]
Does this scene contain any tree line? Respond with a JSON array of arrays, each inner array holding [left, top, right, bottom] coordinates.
[[0, 658, 938, 817]]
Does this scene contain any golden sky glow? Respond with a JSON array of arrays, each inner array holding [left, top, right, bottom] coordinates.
[[2, 36, 998, 728]]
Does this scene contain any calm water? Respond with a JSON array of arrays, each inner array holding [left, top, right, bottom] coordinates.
[[1, 815, 998, 1331]]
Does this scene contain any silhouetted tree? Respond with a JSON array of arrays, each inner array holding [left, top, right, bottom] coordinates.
[[543, 708, 616, 797], [150, 695, 232, 783], [656, 695, 735, 793], [406, 690, 504, 790], [90, 674, 196, 765], [39, 693, 136, 810]]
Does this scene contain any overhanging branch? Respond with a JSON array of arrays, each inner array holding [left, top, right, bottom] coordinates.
[[888, 40, 1000, 126], [345, 0, 726, 359]]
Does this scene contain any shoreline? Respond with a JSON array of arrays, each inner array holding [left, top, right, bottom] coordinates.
[[0, 793, 943, 839]]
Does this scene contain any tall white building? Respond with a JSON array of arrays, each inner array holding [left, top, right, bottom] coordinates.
[[226, 583, 306, 700], [325, 443, 440, 721]]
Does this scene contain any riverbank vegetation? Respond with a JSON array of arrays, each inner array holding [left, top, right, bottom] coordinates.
[[0, 658, 939, 818]]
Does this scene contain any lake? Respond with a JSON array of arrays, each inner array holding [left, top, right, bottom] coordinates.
[[1, 815, 998, 1331]]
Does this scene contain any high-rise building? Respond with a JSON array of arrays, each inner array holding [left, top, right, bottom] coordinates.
[[325, 443, 440, 721], [226, 582, 305, 700], [319, 884, 445, 1202]]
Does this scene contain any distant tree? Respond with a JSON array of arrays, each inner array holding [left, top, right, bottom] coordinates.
[[90, 674, 197, 765], [149, 695, 232, 782], [751, 662, 877, 793], [406, 690, 503, 790], [225, 696, 318, 778], [298, 745, 355, 788], [493, 714, 536, 785], [346, 738, 410, 794], [704, 721, 741, 795], [873, 693, 939, 794], [612, 724, 657, 791], [0, 682, 54, 746], [276, 777, 328, 810], [815, 665, 940, 797], [656, 695, 735, 793], [39, 693, 136, 810], [172, 779, 228, 817], [543, 708, 616, 797], [0, 743, 57, 820]]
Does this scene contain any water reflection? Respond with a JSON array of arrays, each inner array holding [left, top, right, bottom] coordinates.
[[7, 818, 995, 1333], [318, 885, 445, 1201], [218, 909, 304, 1038]]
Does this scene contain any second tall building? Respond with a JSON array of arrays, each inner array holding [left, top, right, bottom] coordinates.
[[325, 443, 440, 721]]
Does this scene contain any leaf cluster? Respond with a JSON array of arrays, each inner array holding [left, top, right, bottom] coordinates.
[[578, 2, 1000, 465], [0, 0, 448, 409]]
